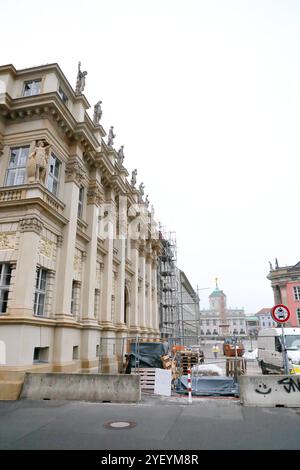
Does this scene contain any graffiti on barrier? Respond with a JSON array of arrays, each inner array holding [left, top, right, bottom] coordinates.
[[255, 383, 272, 394], [278, 377, 300, 394]]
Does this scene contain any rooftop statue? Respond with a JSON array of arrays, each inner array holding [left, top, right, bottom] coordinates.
[[75, 61, 87, 95], [131, 169, 137, 186], [139, 182, 145, 196], [93, 100, 102, 124], [117, 145, 125, 165], [145, 195, 149, 208], [107, 126, 116, 147]]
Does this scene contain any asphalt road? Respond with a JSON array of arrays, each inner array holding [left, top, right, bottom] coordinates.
[[0, 395, 299, 450]]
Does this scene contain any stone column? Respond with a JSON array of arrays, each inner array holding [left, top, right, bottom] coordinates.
[[129, 239, 140, 333], [81, 182, 102, 322], [99, 188, 115, 328], [146, 252, 153, 335], [7, 216, 43, 316], [55, 158, 85, 319], [138, 241, 147, 335], [114, 195, 127, 328], [152, 252, 160, 335]]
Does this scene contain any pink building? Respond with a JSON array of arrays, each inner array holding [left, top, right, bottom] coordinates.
[[267, 260, 300, 327]]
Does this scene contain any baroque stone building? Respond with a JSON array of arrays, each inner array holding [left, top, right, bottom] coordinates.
[[199, 281, 247, 338], [0, 63, 161, 391]]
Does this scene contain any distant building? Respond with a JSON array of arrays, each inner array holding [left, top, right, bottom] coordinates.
[[178, 269, 200, 344], [245, 315, 259, 338], [267, 260, 300, 327], [256, 308, 277, 329], [200, 281, 246, 338]]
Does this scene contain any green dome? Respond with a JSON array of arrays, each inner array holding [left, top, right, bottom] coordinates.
[[209, 288, 225, 298]]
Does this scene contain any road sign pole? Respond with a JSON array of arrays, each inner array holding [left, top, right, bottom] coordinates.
[[280, 323, 289, 375]]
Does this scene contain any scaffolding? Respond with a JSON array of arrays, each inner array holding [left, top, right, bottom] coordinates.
[[158, 229, 180, 339]]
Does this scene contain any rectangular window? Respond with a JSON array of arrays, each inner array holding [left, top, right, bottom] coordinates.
[[34, 267, 47, 316], [0, 264, 11, 314], [71, 281, 76, 315], [213, 319, 216, 326], [206, 320, 209, 326], [47, 153, 60, 196], [5, 146, 30, 186], [297, 308, 300, 324], [23, 79, 41, 97], [73, 346, 79, 360], [77, 186, 84, 219], [58, 86, 68, 104], [33, 347, 49, 363], [293, 286, 300, 301]]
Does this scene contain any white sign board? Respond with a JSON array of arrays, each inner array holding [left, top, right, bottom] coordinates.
[[154, 368, 172, 397]]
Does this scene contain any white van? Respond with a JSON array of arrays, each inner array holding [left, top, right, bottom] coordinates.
[[257, 327, 300, 375]]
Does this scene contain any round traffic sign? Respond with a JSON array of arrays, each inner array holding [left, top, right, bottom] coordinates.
[[271, 304, 290, 323]]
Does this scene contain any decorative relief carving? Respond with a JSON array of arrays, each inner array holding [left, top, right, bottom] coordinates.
[[39, 238, 54, 259], [87, 187, 102, 206], [0, 232, 16, 250], [73, 254, 81, 272], [19, 217, 43, 235], [65, 158, 86, 186], [57, 235, 63, 248]]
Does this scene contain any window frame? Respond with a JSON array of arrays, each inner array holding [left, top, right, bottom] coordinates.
[[23, 79, 41, 97], [5, 146, 30, 187], [34, 267, 47, 317], [77, 185, 84, 219], [293, 286, 300, 301], [0, 263, 11, 314], [46, 152, 61, 196], [58, 86, 68, 104]]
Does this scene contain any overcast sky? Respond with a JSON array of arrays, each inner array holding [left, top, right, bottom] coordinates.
[[2, 0, 300, 313]]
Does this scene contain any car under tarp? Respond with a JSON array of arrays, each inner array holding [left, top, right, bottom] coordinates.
[[176, 376, 239, 396]]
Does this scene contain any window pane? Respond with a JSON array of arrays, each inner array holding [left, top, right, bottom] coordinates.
[[1, 290, 9, 313], [54, 160, 60, 178], [5, 169, 16, 186], [15, 169, 25, 185], [9, 149, 18, 168], [19, 147, 29, 166], [51, 180, 57, 196]]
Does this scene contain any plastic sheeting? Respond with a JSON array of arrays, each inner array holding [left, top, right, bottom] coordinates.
[[177, 376, 239, 396], [129, 342, 169, 369]]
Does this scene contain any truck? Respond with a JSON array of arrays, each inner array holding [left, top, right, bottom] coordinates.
[[257, 327, 300, 375]]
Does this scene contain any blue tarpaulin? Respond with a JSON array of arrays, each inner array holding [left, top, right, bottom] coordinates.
[[128, 342, 169, 369], [177, 376, 239, 396]]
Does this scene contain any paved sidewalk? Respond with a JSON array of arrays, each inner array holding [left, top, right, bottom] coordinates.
[[0, 396, 299, 450]]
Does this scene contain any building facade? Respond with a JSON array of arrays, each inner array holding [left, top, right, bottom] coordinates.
[[267, 260, 300, 327], [200, 281, 247, 338], [0, 63, 161, 384], [245, 315, 259, 338], [178, 269, 200, 344], [256, 308, 276, 330]]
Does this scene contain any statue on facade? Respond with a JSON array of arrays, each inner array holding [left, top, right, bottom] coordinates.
[[117, 145, 125, 165], [107, 126, 116, 147], [26, 140, 51, 184], [131, 169, 137, 186], [93, 100, 102, 124], [269, 261, 273, 271], [139, 182, 145, 197], [275, 258, 279, 269], [75, 61, 87, 95], [145, 195, 149, 208]]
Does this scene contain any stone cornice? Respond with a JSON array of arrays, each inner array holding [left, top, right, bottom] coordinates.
[[19, 216, 43, 235]]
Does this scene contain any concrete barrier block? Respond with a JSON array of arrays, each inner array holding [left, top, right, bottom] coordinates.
[[20, 373, 141, 403], [239, 375, 300, 407]]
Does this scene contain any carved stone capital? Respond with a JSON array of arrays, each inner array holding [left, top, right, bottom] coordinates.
[[19, 217, 43, 235], [57, 235, 63, 248], [65, 157, 86, 186], [130, 239, 140, 250], [87, 187, 102, 206]]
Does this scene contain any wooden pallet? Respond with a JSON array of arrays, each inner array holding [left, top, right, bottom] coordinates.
[[131, 368, 156, 391]]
